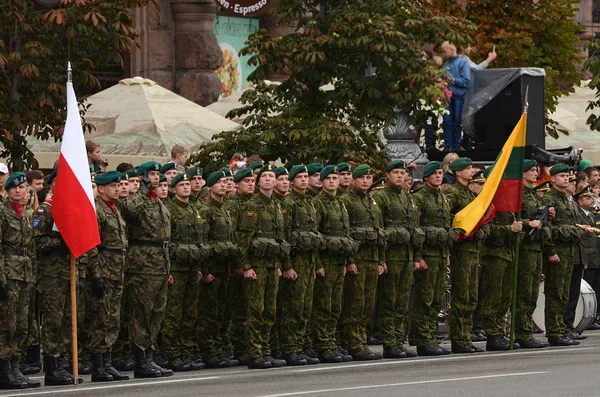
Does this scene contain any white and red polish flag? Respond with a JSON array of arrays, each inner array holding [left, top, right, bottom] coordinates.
[[52, 74, 100, 258]]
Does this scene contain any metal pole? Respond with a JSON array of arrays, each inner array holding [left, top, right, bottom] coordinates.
[[509, 215, 520, 350], [69, 254, 79, 384]]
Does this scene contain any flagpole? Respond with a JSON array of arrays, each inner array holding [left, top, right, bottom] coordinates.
[[67, 61, 80, 384], [509, 87, 529, 350]]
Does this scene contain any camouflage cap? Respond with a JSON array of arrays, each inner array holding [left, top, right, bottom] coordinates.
[[274, 167, 289, 179], [307, 163, 323, 176], [136, 162, 161, 176], [256, 163, 276, 183], [352, 164, 372, 179], [549, 163, 569, 176], [160, 162, 177, 174], [423, 161, 442, 178], [337, 162, 352, 173], [523, 159, 537, 172], [385, 159, 407, 172], [449, 157, 472, 171], [5, 172, 26, 190], [186, 166, 203, 178]]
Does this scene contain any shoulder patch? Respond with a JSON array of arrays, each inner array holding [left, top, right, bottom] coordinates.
[[246, 212, 254, 217], [36, 209, 44, 214], [33, 218, 41, 229], [281, 210, 287, 215]]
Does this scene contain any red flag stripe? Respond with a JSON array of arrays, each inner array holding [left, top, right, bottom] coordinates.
[[493, 179, 523, 213]]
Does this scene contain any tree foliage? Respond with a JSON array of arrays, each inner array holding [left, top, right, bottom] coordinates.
[[0, 0, 157, 170], [191, 0, 474, 170], [430, 0, 582, 139]]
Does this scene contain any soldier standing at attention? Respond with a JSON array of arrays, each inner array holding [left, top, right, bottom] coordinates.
[[86, 171, 130, 382], [160, 163, 180, 199], [161, 173, 206, 372], [186, 167, 205, 205], [273, 167, 290, 203], [120, 162, 173, 378], [312, 165, 354, 363], [238, 164, 289, 369], [306, 163, 323, 198], [0, 173, 40, 389], [336, 163, 353, 195], [412, 162, 452, 356], [156, 174, 169, 199], [542, 163, 586, 346], [339, 164, 386, 361], [279, 165, 321, 366], [445, 157, 487, 354], [514, 161, 551, 348], [374, 160, 423, 358], [33, 171, 76, 386]]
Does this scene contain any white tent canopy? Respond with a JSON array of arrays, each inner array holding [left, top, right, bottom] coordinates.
[[28, 77, 239, 168]]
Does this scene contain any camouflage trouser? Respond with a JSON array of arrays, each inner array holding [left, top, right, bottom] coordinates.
[[311, 263, 345, 352], [270, 276, 283, 354], [38, 277, 71, 358], [228, 274, 247, 357], [341, 260, 379, 353], [514, 248, 542, 341], [480, 256, 513, 337], [244, 267, 279, 359], [129, 273, 169, 351], [112, 274, 132, 360], [412, 255, 447, 346], [87, 279, 123, 353], [377, 259, 413, 349], [449, 248, 479, 347], [24, 286, 39, 352], [78, 278, 91, 359], [0, 280, 29, 360], [198, 272, 228, 358], [543, 246, 573, 338]]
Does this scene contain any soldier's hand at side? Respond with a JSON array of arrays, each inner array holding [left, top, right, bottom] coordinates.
[[283, 268, 298, 281], [278, 268, 283, 278], [316, 268, 325, 278], [548, 207, 556, 220], [203, 273, 215, 284], [420, 259, 429, 271], [168, 274, 174, 285], [529, 220, 542, 230], [244, 269, 257, 280], [346, 263, 358, 275], [413, 262, 421, 271], [511, 221, 523, 233], [197, 271, 203, 281], [585, 264, 588, 270], [548, 254, 560, 263], [382, 263, 388, 274], [0, 281, 8, 300]]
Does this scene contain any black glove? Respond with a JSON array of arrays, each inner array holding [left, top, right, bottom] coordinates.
[[141, 175, 152, 188], [91, 278, 106, 298], [0, 281, 8, 300]]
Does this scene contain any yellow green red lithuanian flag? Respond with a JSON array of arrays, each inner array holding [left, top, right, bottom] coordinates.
[[452, 112, 527, 235]]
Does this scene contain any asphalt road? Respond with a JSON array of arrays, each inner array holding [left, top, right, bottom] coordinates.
[[3, 332, 600, 397]]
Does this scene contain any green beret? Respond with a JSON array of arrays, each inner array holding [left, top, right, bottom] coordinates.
[[320, 165, 339, 181], [385, 160, 407, 173], [233, 167, 254, 183], [423, 161, 442, 178], [120, 172, 129, 181], [95, 171, 123, 186], [125, 168, 137, 179], [580, 159, 593, 171], [46, 170, 58, 185], [449, 157, 472, 171], [136, 162, 161, 176], [256, 163, 276, 183], [470, 170, 486, 184], [550, 163, 569, 176], [6, 172, 26, 190], [160, 162, 176, 174], [337, 162, 352, 173], [289, 165, 308, 181], [219, 167, 234, 177], [307, 163, 323, 176], [249, 161, 264, 171], [352, 164, 373, 179], [574, 184, 594, 200], [186, 167, 203, 178], [523, 159, 537, 172], [159, 173, 167, 183], [170, 172, 192, 188], [207, 170, 227, 188], [534, 181, 551, 192], [274, 167, 289, 179]]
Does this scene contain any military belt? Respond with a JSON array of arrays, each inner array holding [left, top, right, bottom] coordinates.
[[3, 248, 28, 257], [99, 248, 128, 258], [130, 240, 169, 250]]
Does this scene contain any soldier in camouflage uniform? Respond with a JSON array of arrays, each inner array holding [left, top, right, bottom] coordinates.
[[86, 172, 130, 382], [120, 162, 173, 378], [273, 167, 290, 203], [238, 164, 290, 369], [445, 158, 488, 353], [312, 165, 354, 363], [279, 165, 321, 366], [186, 167, 205, 206], [339, 164, 386, 361], [306, 163, 323, 198], [161, 173, 206, 372], [514, 160, 551, 348], [197, 171, 240, 368], [0, 173, 40, 389], [336, 163, 353, 196], [542, 163, 586, 346], [374, 160, 423, 358], [412, 162, 452, 356]]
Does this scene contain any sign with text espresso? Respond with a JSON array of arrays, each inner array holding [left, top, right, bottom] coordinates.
[[216, 0, 280, 17]]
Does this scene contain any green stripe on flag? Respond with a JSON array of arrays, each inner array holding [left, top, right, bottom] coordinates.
[[502, 146, 526, 180]]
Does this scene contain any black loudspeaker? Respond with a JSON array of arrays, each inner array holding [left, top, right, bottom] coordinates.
[[466, 70, 545, 161]]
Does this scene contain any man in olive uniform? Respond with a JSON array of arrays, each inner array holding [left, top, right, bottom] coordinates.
[[197, 171, 240, 368], [542, 163, 586, 346], [306, 163, 323, 198], [273, 167, 290, 202], [412, 161, 452, 356], [186, 167, 205, 205], [120, 162, 173, 378], [161, 173, 206, 371], [0, 173, 40, 389], [86, 171, 130, 382], [339, 164, 386, 361], [160, 163, 180, 198], [238, 164, 289, 369], [279, 165, 321, 366], [336, 163, 353, 195], [445, 157, 488, 353], [514, 160, 551, 348], [374, 160, 423, 358]]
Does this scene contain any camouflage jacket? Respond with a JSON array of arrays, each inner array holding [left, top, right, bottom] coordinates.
[[225, 193, 253, 233], [281, 189, 319, 269], [542, 187, 583, 258], [446, 181, 489, 253], [520, 185, 550, 254], [482, 211, 517, 262], [198, 197, 238, 274], [33, 201, 69, 280], [314, 190, 352, 267], [0, 200, 35, 283], [88, 199, 128, 281], [412, 184, 451, 258], [165, 197, 204, 272]]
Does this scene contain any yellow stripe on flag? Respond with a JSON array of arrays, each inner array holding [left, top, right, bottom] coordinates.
[[452, 113, 528, 235]]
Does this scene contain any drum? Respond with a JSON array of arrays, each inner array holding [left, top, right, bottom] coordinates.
[[532, 280, 597, 333]]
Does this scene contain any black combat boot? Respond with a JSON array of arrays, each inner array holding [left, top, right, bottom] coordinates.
[[317, 350, 343, 364], [145, 349, 173, 377], [247, 357, 272, 369], [91, 353, 113, 382], [113, 356, 135, 371], [0, 359, 27, 389], [103, 352, 129, 381], [486, 335, 509, 351], [283, 353, 308, 366], [43, 356, 73, 386], [416, 344, 443, 356], [11, 360, 40, 388], [25, 345, 42, 373], [133, 349, 161, 379], [382, 346, 407, 359]]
